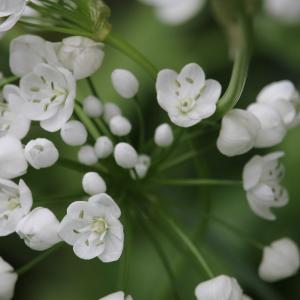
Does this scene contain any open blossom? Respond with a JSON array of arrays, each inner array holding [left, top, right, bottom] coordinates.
[[99, 291, 133, 300], [195, 275, 243, 300], [0, 135, 28, 179], [0, 178, 32, 236], [156, 63, 221, 127], [59, 194, 124, 262], [0, 257, 18, 300], [243, 151, 288, 220], [16, 207, 61, 251], [5, 63, 76, 132], [264, 0, 300, 23], [139, 0, 206, 25], [0, 0, 27, 32], [256, 80, 300, 128], [259, 238, 300, 282], [54, 36, 105, 80], [24, 138, 59, 169]]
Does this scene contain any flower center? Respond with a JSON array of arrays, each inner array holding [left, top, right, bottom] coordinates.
[[178, 98, 195, 113], [7, 197, 20, 210], [91, 218, 108, 235]]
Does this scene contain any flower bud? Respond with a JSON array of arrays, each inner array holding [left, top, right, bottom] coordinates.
[[95, 136, 114, 159], [0, 135, 28, 179], [16, 207, 61, 251], [259, 238, 300, 282], [131, 154, 151, 179], [60, 120, 88, 146], [83, 95, 103, 118], [109, 115, 132, 136], [78, 145, 98, 166], [103, 102, 122, 124], [114, 143, 138, 169], [111, 69, 139, 99], [82, 172, 107, 195], [217, 109, 260, 157], [154, 123, 174, 147], [25, 138, 59, 169], [195, 275, 243, 300], [0, 257, 18, 300], [99, 291, 133, 300]]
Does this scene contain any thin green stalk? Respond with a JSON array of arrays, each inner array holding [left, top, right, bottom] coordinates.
[[133, 96, 145, 151], [152, 178, 242, 187], [86, 77, 99, 98], [0, 76, 19, 89], [105, 34, 158, 80], [74, 103, 100, 140], [35, 193, 84, 206], [17, 243, 63, 276]]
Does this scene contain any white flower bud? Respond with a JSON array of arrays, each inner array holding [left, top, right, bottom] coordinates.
[[131, 154, 151, 179], [217, 109, 260, 157], [95, 136, 114, 159], [114, 143, 138, 169], [82, 172, 107, 196], [109, 115, 132, 136], [103, 102, 122, 124], [78, 145, 98, 166], [154, 123, 174, 147], [99, 291, 133, 300], [60, 120, 88, 146], [25, 138, 59, 169], [111, 69, 139, 99], [83, 95, 103, 118], [0, 257, 18, 300], [259, 238, 300, 282], [0, 135, 28, 179], [16, 207, 61, 251], [195, 275, 243, 300]]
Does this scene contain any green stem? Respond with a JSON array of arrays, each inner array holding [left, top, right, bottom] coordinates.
[[35, 193, 84, 206], [74, 103, 100, 140], [105, 33, 158, 80], [0, 76, 19, 89], [152, 178, 242, 187], [133, 96, 145, 151], [86, 77, 99, 98], [17, 243, 63, 276]]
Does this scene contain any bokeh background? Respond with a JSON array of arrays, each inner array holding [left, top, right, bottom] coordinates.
[[0, 0, 300, 299]]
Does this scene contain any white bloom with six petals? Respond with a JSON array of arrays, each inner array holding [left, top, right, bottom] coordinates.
[[0, 257, 18, 300], [156, 63, 221, 127]]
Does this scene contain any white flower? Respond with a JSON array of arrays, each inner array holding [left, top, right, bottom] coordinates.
[[0, 257, 18, 300], [256, 80, 300, 128], [131, 154, 151, 179], [54, 36, 105, 80], [83, 95, 103, 118], [82, 172, 107, 196], [25, 138, 59, 169], [264, 0, 300, 23], [114, 143, 138, 169], [247, 103, 286, 148], [95, 136, 114, 159], [156, 63, 221, 127], [0, 0, 27, 32], [139, 0, 206, 25], [5, 63, 76, 132], [217, 109, 260, 157], [0, 90, 30, 139], [99, 291, 133, 300], [109, 115, 132, 136], [259, 238, 300, 282], [16, 207, 61, 251], [0, 135, 28, 179], [78, 145, 98, 166], [154, 123, 174, 147], [103, 102, 122, 124], [0, 178, 32, 236], [60, 120, 88, 146], [243, 151, 288, 220], [59, 194, 124, 262], [195, 275, 243, 300], [9, 35, 59, 77], [111, 69, 139, 99]]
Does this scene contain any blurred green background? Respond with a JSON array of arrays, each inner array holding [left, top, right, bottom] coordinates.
[[0, 0, 300, 299]]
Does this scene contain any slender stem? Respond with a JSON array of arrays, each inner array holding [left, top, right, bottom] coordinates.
[[0, 76, 19, 89], [105, 33, 158, 80], [35, 193, 84, 206], [133, 96, 145, 151], [152, 178, 242, 187], [17, 243, 63, 276], [86, 77, 99, 98], [74, 103, 100, 140]]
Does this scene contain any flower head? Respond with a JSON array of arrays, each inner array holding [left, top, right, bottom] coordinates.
[[259, 238, 300, 282], [243, 151, 288, 220], [0, 257, 18, 300], [0, 178, 32, 236], [156, 63, 221, 127], [59, 194, 124, 262]]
